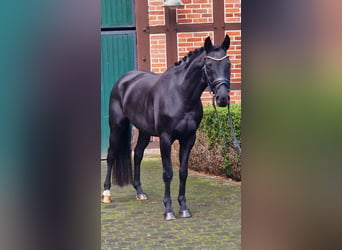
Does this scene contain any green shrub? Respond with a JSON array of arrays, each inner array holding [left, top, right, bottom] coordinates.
[[189, 104, 241, 181]]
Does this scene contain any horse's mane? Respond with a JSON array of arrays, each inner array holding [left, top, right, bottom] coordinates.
[[174, 47, 205, 66]]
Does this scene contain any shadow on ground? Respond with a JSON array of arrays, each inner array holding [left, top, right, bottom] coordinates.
[[101, 152, 241, 249]]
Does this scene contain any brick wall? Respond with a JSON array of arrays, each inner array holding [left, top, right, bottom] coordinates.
[[150, 34, 167, 73], [147, 0, 241, 104], [177, 0, 213, 24], [225, 0, 241, 23], [148, 0, 165, 26], [226, 30, 241, 84], [177, 31, 214, 58]]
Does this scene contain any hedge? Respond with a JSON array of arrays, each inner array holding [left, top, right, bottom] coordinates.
[[189, 104, 241, 181]]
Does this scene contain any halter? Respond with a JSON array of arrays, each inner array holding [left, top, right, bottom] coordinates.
[[205, 55, 229, 61], [202, 55, 230, 94], [203, 54, 241, 155]]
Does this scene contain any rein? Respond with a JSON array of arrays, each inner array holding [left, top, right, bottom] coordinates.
[[203, 54, 241, 155], [212, 97, 241, 155]]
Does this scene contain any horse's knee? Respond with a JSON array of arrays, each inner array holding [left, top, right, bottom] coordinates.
[[163, 169, 173, 182], [133, 150, 143, 162], [179, 168, 188, 180]]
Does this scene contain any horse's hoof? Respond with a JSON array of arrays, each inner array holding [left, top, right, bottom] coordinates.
[[136, 193, 148, 200], [179, 209, 192, 218], [164, 212, 176, 221], [101, 190, 112, 203], [102, 195, 111, 203]]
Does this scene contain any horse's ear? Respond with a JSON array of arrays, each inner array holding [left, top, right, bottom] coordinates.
[[204, 36, 212, 53], [221, 35, 230, 51]]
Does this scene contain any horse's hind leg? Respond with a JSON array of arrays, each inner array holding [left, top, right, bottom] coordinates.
[[102, 130, 119, 203], [133, 132, 150, 200], [178, 133, 196, 218]]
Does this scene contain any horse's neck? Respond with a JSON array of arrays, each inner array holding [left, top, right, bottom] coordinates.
[[179, 54, 207, 102]]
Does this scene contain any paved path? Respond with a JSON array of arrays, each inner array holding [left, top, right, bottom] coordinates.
[[101, 152, 241, 249]]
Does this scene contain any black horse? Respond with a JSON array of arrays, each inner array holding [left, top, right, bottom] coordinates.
[[102, 35, 231, 220]]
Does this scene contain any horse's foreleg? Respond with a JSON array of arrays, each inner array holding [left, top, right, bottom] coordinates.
[[133, 132, 150, 200], [160, 134, 176, 221], [178, 133, 196, 218]]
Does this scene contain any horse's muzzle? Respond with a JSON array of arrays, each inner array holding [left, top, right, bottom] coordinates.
[[214, 79, 230, 107], [216, 94, 229, 107]]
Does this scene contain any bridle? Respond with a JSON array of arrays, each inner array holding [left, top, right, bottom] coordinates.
[[202, 55, 230, 95], [202, 54, 241, 155]]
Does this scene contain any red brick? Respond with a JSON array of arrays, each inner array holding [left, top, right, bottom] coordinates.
[[178, 19, 193, 23], [177, 9, 191, 14], [152, 63, 166, 67], [227, 17, 240, 22], [226, 31, 240, 36], [152, 45, 166, 49], [179, 52, 188, 57], [151, 35, 165, 39], [150, 11, 164, 15], [187, 13, 201, 19], [179, 42, 193, 47], [226, 8, 240, 13], [230, 41, 240, 46], [194, 32, 213, 37], [187, 37, 202, 42], [192, 8, 208, 13], [191, 18, 208, 23], [200, 4, 212, 9], [185, 4, 201, 9], [193, 0, 209, 3], [178, 33, 194, 37], [151, 49, 166, 54]]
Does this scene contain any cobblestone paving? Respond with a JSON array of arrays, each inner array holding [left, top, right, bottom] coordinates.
[[101, 154, 241, 249]]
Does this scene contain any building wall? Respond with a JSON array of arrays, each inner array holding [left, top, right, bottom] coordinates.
[[150, 34, 167, 73], [225, 0, 241, 23], [177, 0, 213, 24], [147, 0, 241, 105]]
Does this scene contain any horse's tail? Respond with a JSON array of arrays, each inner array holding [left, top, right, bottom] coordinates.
[[109, 121, 133, 187]]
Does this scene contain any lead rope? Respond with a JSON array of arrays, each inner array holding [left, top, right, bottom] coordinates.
[[212, 96, 241, 155], [227, 102, 241, 154]]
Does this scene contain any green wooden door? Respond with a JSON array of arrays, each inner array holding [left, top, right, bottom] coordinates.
[[101, 0, 136, 159], [101, 0, 134, 28]]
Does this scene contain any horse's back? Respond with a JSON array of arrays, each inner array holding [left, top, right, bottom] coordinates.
[[112, 70, 157, 94], [110, 70, 160, 135]]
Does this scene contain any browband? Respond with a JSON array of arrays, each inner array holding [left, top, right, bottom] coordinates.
[[205, 55, 229, 61]]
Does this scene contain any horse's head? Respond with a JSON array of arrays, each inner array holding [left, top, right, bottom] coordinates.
[[203, 35, 231, 107]]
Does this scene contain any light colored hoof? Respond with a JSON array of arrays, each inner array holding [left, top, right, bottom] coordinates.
[[164, 212, 176, 221], [101, 190, 112, 203], [179, 209, 192, 218], [136, 193, 148, 200]]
